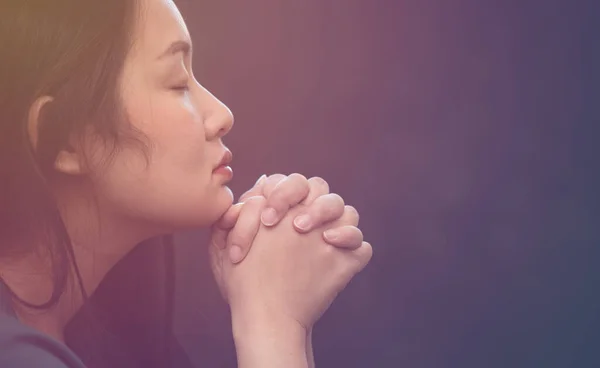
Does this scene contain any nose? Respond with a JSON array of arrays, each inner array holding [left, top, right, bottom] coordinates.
[[201, 88, 234, 141]]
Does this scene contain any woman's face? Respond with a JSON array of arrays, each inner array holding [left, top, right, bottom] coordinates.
[[89, 0, 234, 232]]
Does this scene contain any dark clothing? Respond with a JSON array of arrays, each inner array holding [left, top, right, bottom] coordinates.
[[0, 281, 194, 368], [0, 313, 87, 368], [0, 239, 195, 368], [0, 283, 86, 368]]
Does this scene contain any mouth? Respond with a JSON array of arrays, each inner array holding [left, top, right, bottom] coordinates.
[[213, 149, 233, 180], [214, 149, 233, 171]]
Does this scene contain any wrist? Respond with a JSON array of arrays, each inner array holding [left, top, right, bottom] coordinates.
[[306, 328, 315, 368], [232, 311, 309, 368]]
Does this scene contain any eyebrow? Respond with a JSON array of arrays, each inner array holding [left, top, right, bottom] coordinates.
[[157, 40, 192, 60]]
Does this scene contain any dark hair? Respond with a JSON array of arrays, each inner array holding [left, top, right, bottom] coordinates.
[[0, 1, 181, 367]]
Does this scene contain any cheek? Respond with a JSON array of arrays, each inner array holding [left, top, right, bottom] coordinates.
[[153, 101, 210, 179], [93, 98, 232, 230], [95, 142, 233, 231], [126, 91, 206, 171]]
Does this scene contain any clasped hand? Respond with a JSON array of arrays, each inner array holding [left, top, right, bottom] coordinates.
[[210, 173, 372, 334]]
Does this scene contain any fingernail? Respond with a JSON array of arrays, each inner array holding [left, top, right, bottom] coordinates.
[[229, 245, 243, 263], [254, 174, 267, 186], [324, 229, 340, 242], [261, 208, 278, 226], [294, 215, 312, 231]]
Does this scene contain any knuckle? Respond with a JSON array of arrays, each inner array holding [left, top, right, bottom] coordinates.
[[263, 174, 286, 193], [344, 205, 358, 216], [313, 195, 345, 219], [352, 227, 364, 243], [288, 172, 308, 183], [312, 203, 334, 221], [335, 227, 363, 247], [308, 176, 329, 188], [267, 173, 286, 180], [360, 242, 374, 265], [365, 241, 373, 256], [329, 201, 346, 218], [329, 193, 345, 206], [344, 205, 360, 224], [345, 242, 372, 275], [275, 174, 310, 202]]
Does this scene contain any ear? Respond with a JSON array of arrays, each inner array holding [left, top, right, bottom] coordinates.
[[27, 95, 87, 175]]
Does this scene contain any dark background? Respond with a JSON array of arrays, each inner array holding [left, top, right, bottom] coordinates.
[[171, 0, 599, 367]]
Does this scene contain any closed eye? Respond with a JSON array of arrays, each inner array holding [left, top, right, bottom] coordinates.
[[172, 84, 189, 92]]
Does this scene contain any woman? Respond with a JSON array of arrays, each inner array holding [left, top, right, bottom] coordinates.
[[0, 0, 372, 367]]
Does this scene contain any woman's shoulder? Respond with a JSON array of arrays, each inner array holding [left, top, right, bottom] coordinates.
[[0, 312, 87, 368]]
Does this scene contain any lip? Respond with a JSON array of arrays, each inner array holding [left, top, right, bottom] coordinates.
[[214, 149, 233, 171]]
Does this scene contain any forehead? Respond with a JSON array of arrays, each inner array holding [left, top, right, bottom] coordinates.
[[133, 0, 191, 58]]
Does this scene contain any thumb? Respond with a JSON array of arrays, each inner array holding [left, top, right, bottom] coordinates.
[[208, 230, 229, 302], [226, 196, 267, 264], [210, 225, 229, 249], [215, 202, 244, 231]]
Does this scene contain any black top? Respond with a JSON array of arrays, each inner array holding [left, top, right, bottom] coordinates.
[[0, 314, 87, 368], [0, 283, 87, 368], [0, 237, 197, 368], [0, 282, 196, 368]]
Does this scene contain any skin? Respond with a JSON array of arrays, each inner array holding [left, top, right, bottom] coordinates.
[[212, 190, 372, 368], [0, 2, 370, 362], [213, 176, 366, 368], [219, 174, 365, 263]]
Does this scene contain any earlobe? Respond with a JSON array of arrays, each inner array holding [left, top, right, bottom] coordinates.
[[54, 150, 86, 175], [28, 95, 87, 176]]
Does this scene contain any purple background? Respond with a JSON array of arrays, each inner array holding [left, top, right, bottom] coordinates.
[[170, 0, 599, 367]]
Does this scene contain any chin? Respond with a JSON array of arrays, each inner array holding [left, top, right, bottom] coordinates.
[[212, 185, 235, 220], [176, 185, 234, 230]]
